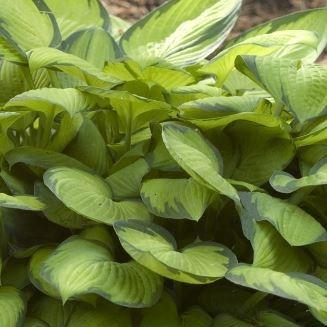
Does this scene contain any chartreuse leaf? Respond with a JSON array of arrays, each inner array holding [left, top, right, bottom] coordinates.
[[114, 220, 236, 284], [226, 8, 327, 56], [251, 221, 312, 273], [40, 236, 163, 307], [80, 87, 173, 132], [310, 308, 327, 326], [235, 56, 327, 123], [161, 122, 239, 202], [141, 66, 195, 89], [270, 158, 327, 193], [65, 117, 111, 176], [104, 61, 194, 89], [110, 15, 131, 41], [240, 192, 326, 246], [34, 183, 92, 229], [0, 193, 45, 211], [140, 292, 212, 327], [29, 246, 58, 298], [226, 264, 327, 312], [179, 95, 265, 119], [80, 225, 115, 253], [201, 30, 319, 85], [140, 178, 214, 221], [5, 146, 91, 172], [44, 167, 151, 224], [28, 47, 121, 88], [62, 28, 121, 68], [106, 158, 149, 199], [121, 0, 241, 67], [44, 0, 109, 40], [5, 87, 95, 117], [0, 286, 26, 327], [0, 0, 60, 63]]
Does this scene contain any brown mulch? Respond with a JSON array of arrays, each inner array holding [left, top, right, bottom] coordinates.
[[102, 0, 327, 63]]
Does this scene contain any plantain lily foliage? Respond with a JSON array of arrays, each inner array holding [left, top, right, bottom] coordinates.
[[0, 0, 326, 326]]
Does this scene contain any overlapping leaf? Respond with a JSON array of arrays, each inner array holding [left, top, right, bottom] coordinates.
[[270, 158, 327, 193], [44, 167, 151, 224], [121, 0, 242, 66], [240, 192, 326, 245], [114, 220, 236, 284], [39, 236, 163, 307], [226, 264, 327, 312]]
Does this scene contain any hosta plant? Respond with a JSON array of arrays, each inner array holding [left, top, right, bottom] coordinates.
[[0, 0, 326, 326]]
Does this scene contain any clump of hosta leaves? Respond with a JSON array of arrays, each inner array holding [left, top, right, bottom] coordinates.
[[0, 0, 326, 326]]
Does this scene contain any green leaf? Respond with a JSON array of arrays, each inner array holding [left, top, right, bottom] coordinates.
[[120, 0, 241, 67], [142, 66, 195, 89], [226, 264, 327, 312], [179, 95, 265, 119], [201, 29, 320, 85], [5, 87, 95, 117], [28, 295, 74, 327], [44, 167, 151, 225], [140, 291, 212, 327], [110, 15, 131, 41], [212, 314, 254, 327], [251, 221, 312, 273], [161, 122, 239, 202], [140, 178, 214, 221], [106, 158, 149, 199], [181, 306, 213, 327], [310, 308, 327, 325], [80, 87, 173, 133], [24, 317, 49, 327], [62, 28, 121, 68], [0, 286, 26, 327], [65, 117, 111, 176], [29, 246, 59, 298], [34, 183, 93, 229], [1, 257, 29, 289], [80, 225, 115, 254], [66, 300, 132, 327], [5, 146, 91, 172], [188, 112, 295, 185], [0, 0, 61, 63], [0, 61, 29, 104], [28, 47, 121, 88], [257, 311, 302, 327], [226, 8, 327, 57], [0, 193, 45, 211], [40, 236, 163, 307], [240, 192, 326, 246], [114, 220, 237, 284], [44, 0, 109, 40], [235, 56, 327, 123], [270, 158, 327, 193]]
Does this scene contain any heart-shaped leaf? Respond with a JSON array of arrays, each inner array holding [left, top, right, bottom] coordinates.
[[40, 236, 163, 307], [114, 220, 237, 284]]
